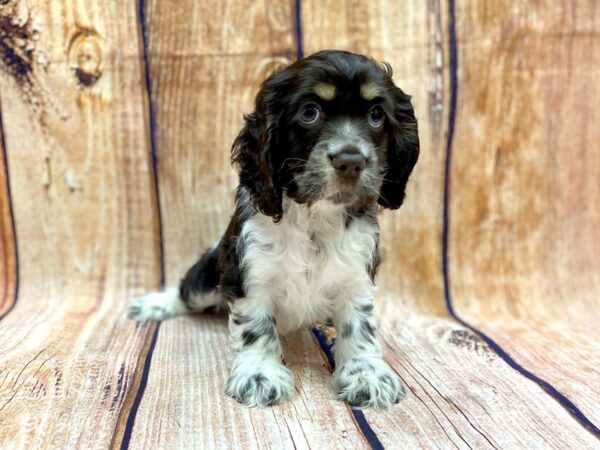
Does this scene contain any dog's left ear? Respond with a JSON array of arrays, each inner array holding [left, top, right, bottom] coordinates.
[[378, 87, 420, 209]]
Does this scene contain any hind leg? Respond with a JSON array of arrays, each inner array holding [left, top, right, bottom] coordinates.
[[128, 287, 188, 322], [128, 244, 225, 322], [127, 286, 224, 323]]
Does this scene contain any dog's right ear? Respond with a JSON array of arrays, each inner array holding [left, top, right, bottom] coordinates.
[[232, 71, 291, 222]]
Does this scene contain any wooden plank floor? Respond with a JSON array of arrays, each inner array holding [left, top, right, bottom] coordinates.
[[1, 0, 599, 449]]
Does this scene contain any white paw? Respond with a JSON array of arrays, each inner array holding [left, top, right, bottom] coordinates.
[[333, 357, 406, 409], [226, 358, 294, 407], [127, 288, 186, 323]]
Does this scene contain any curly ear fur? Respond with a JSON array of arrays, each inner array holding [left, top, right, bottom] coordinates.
[[378, 88, 420, 209], [232, 74, 286, 221]]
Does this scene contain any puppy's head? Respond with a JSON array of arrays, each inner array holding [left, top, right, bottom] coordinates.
[[232, 50, 419, 220]]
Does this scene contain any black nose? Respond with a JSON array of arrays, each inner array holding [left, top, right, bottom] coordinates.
[[331, 148, 366, 179]]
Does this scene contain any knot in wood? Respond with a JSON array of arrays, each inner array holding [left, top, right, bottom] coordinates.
[[69, 30, 102, 87]]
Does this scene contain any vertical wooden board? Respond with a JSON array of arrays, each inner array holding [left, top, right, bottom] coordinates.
[[450, 0, 600, 336], [144, 0, 296, 283], [302, 0, 447, 315], [448, 0, 600, 424], [0, 118, 17, 318], [128, 317, 369, 449], [0, 0, 160, 448]]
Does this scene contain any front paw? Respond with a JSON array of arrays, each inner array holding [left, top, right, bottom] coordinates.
[[226, 359, 294, 407], [333, 358, 406, 409]]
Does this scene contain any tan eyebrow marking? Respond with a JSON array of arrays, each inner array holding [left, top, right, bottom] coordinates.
[[361, 82, 381, 100], [313, 83, 336, 100]]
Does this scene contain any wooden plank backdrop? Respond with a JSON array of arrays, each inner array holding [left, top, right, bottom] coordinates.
[[0, 0, 599, 449], [0, 0, 162, 448], [448, 1, 600, 429]]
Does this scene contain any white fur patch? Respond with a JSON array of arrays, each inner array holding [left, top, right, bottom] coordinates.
[[333, 356, 406, 409], [127, 287, 187, 322], [226, 351, 294, 407], [238, 197, 378, 334], [186, 290, 224, 311], [127, 287, 223, 322], [226, 300, 294, 406]]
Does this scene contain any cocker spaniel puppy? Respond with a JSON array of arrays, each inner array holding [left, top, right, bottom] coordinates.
[[129, 50, 419, 409]]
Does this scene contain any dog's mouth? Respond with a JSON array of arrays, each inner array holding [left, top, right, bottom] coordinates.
[[326, 190, 357, 205], [323, 181, 360, 204], [316, 173, 384, 209]]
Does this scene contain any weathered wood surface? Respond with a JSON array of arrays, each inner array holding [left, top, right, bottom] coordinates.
[[128, 317, 371, 450], [126, 307, 600, 450], [0, 0, 161, 448], [0, 0, 599, 448], [372, 305, 599, 449], [448, 1, 600, 426], [0, 108, 17, 319]]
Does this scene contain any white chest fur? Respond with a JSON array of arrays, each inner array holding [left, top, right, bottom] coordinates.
[[238, 199, 378, 333]]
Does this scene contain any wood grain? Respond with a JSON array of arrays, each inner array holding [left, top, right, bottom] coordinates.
[[448, 0, 600, 425], [0, 107, 17, 319], [0, 0, 161, 448], [371, 306, 600, 449], [128, 316, 370, 449]]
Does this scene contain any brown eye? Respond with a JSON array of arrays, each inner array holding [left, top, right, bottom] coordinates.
[[299, 103, 321, 125], [369, 106, 385, 128]]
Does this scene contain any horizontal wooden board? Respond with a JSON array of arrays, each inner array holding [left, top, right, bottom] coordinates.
[[126, 316, 371, 449], [125, 306, 600, 449], [362, 302, 600, 449]]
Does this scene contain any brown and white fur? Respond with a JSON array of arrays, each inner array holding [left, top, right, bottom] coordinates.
[[128, 50, 419, 409]]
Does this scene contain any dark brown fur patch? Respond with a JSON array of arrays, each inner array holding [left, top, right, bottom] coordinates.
[[0, 2, 36, 86]]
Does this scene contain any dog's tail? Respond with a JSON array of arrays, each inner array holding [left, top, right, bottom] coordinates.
[[128, 242, 225, 322]]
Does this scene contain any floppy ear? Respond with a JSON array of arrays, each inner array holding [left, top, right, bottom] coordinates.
[[232, 76, 285, 221], [378, 88, 420, 209]]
